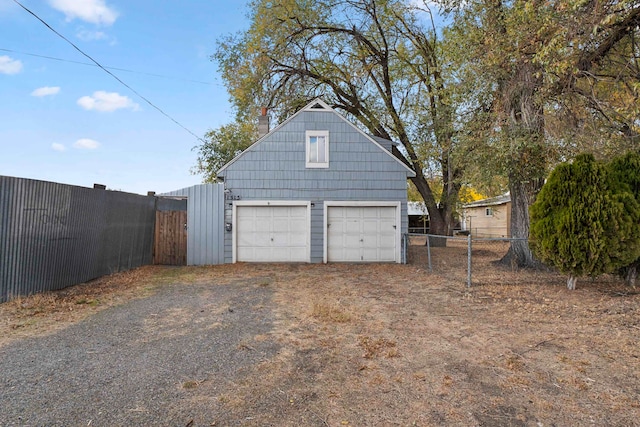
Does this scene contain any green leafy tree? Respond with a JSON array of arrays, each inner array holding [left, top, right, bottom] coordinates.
[[444, 0, 640, 266], [530, 154, 640, 290], [608, 152, 640, 286], [212, 0, 465, 236], [192, 121, 257, 183]]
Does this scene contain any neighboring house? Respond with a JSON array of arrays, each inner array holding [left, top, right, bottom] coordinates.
[[217, 98, 416, 263], [462, 193, 511, 238], [407, 201, 429, 234]]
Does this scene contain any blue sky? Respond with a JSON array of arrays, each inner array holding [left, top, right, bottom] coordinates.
[[0, 0, 248, 194]]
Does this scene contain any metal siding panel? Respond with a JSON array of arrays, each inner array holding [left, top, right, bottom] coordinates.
[[0, 176, 156, 302], [309, 204, 324, 262], [184, 184, 224, 266]]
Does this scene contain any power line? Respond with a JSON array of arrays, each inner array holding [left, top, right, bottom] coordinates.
[[0, 48, 218, 86], [12, 0, 206, 144]]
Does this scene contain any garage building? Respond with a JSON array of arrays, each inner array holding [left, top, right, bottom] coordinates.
[[217, 98, 415, 264]]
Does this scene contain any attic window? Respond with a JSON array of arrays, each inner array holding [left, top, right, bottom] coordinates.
[[306, 130, 329, 168], [485, 207, 493, 216]]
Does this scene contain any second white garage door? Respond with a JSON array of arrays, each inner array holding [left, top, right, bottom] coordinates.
[[327, 205, 398, 262], [235, 204, 309, 262]]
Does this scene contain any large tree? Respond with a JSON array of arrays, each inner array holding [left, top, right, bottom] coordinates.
[[212, 0, 463, 236], [445, 0, 640, 266], [192, 121, 257, 183]]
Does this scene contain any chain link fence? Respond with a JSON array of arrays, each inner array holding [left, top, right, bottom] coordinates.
[[407, 234, 529, 287]]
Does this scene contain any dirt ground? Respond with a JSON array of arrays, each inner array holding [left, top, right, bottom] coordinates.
[[1, 241, 639, 426]]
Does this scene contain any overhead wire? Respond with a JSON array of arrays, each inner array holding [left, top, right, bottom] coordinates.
[[0, 48, 218, 86], [12, 0, 207, 144]]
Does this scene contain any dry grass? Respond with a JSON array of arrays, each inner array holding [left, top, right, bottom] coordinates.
[[0, 263, 268, 347], [0, 266, 165, 346], [311, 300, 353, 323], [2, 249, 639, 426]]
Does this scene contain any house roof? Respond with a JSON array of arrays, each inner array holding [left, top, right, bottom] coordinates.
[[369, 135, 398, 147], [463, 193, 511, 209], [217, 98, 415, 177]]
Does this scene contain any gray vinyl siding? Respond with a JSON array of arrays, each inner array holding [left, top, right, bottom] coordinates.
[[219, 110, 411, 263], [160, 184, 225, 265]]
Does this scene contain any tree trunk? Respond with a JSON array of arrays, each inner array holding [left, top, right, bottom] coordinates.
[[567, 274, 577, 290], [410, 174, 455, 247], [624, 261, 638, 287], [500, 176, 543, 268], [499, 61, 546, 268]]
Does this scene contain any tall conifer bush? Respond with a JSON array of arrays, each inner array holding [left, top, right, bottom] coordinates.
[[608, 152, 640, 286], [530, 154, 640, 290]]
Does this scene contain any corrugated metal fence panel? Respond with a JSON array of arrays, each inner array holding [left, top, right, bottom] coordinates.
[[159, 184, 224, 265], [186, 184, 224, 266], [0, 176, 156, 302]]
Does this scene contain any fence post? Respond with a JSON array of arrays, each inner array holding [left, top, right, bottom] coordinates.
[[467, 234, 472, 288], [426, 234, 432, 272]]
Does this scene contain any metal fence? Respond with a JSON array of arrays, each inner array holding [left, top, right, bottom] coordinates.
[[407, 234, 528, 287], [0, 176, 156, 302]]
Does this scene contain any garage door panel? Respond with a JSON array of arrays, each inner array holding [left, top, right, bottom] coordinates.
[[343, 237, 362, 251], [237, 247, 255, 261], [252, 247, 278, 262], [289, 218, 308, 233], [236, 204, 309, 262], [362, 219, 380, 234], [327, 205, 397, 262], [271, 218, 290, 233], [239, 232, 270, 248], [255, 208, 273, 219]]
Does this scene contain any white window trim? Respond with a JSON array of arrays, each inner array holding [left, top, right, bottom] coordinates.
[[486, 207, 493, 216], [306, 130, 329, 168], [323, 201, 402, 264], [231, 200, 311, 263]]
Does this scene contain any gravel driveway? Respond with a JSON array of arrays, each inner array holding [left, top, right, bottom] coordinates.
[[0, 279, 278, 427]]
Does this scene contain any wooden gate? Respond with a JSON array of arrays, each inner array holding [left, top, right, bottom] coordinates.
[[154, 210, 187, 265]]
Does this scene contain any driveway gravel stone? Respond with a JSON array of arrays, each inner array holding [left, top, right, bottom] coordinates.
[[0, 280, 278, 427]]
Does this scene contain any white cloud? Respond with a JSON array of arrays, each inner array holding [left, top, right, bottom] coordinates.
[[31, 86, 61, 97], [74, 138, 101, 149], [0, 55, 23, 75], [76, 28, 108, 41], [77, 91, 139, 112], [48, 0, 118, 26], [51, 143, 66, 152]]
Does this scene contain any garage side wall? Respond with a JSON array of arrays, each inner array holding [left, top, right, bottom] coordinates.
[[160, 184, 225, 265], [219, 111, 410, 263]]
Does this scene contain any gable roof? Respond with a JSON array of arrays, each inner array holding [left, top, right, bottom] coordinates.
[[463, 193, 511, 209], [217, 98, 415, 177]]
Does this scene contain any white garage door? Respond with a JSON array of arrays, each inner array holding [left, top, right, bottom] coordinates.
[[327, 206, 397, 262], [236, 205, 309, 262]]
